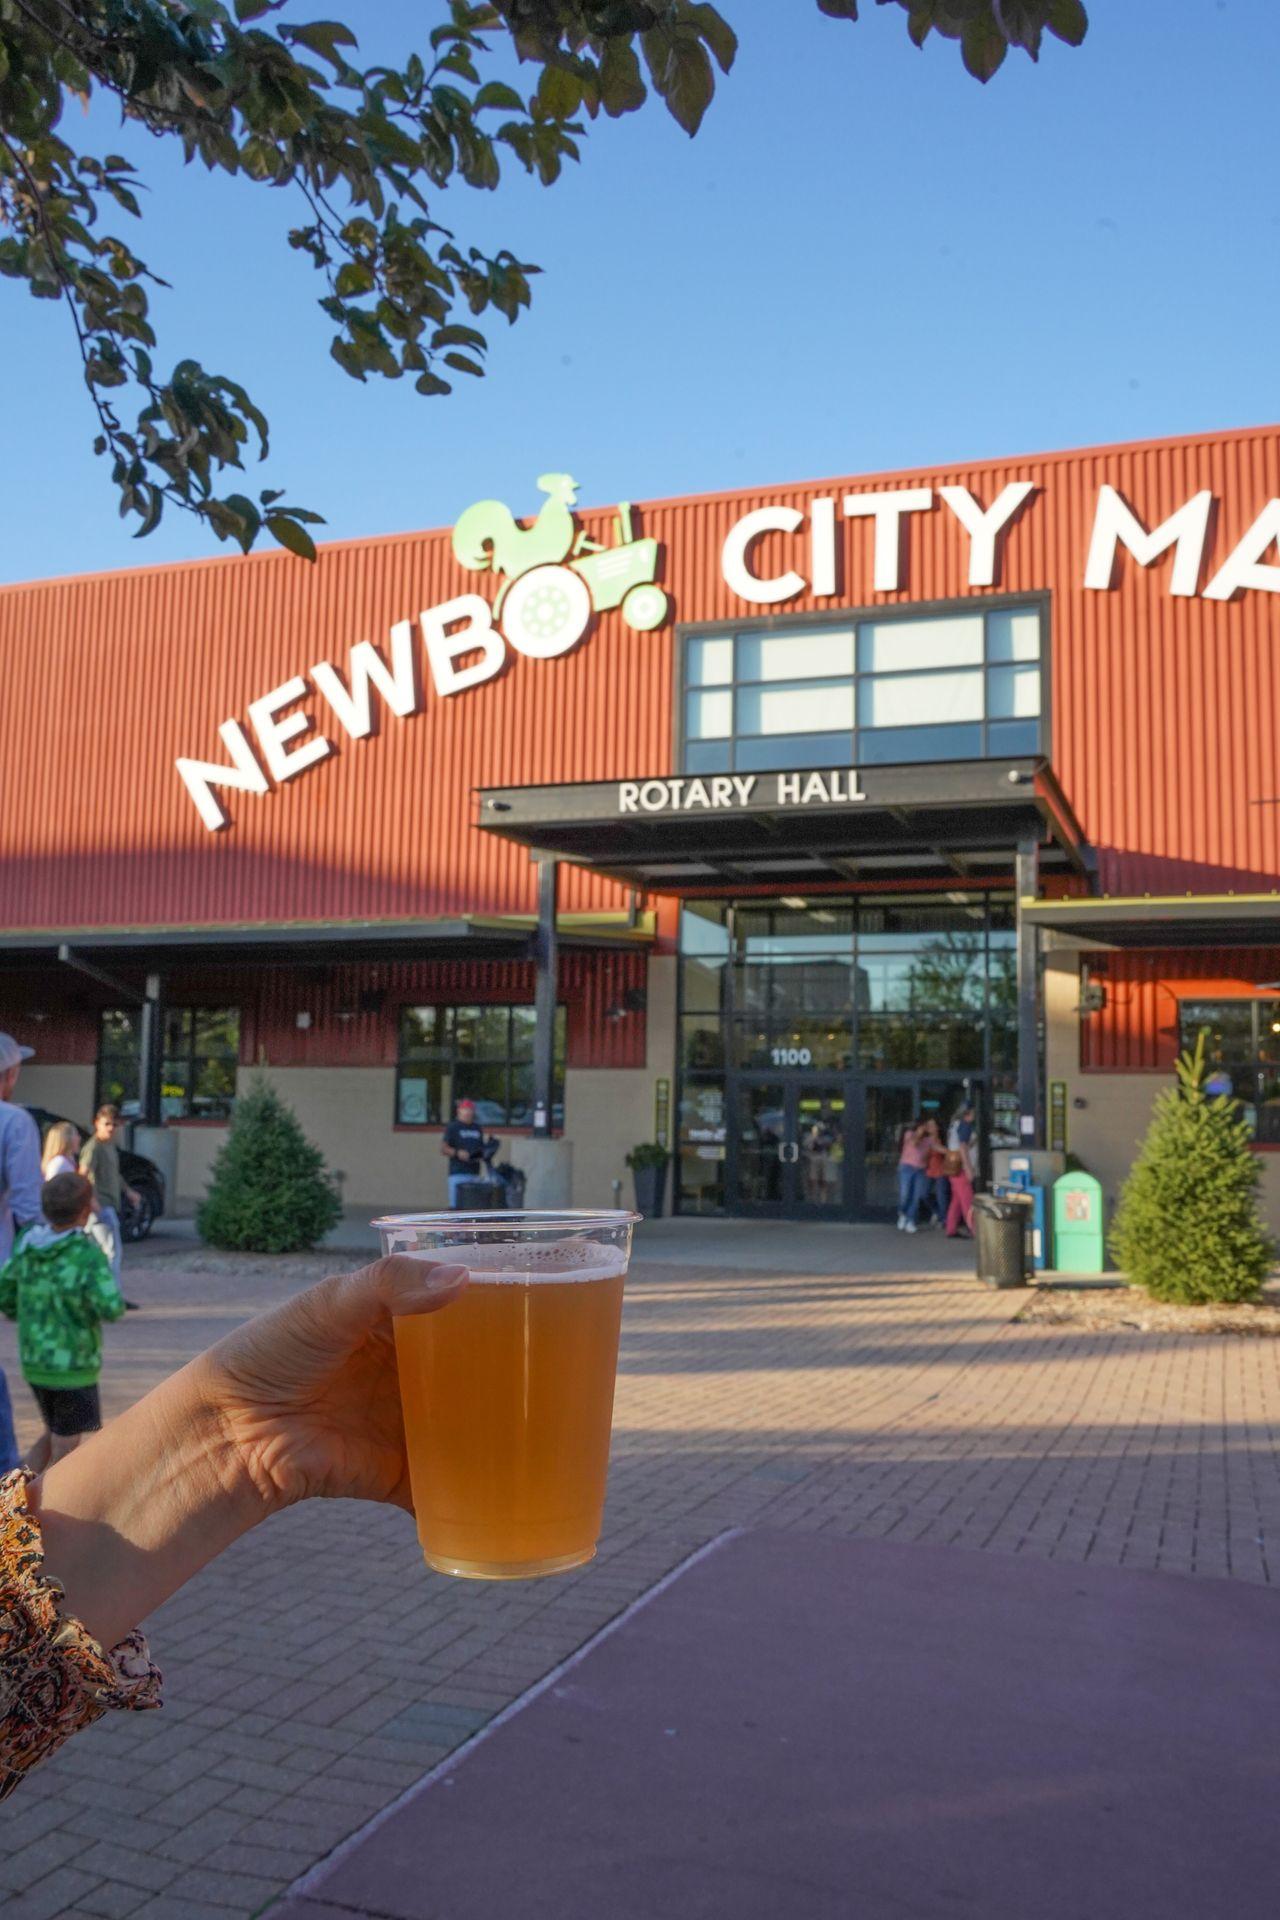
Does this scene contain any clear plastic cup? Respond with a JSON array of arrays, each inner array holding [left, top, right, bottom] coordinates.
[[374, 1210, 639, 1580]]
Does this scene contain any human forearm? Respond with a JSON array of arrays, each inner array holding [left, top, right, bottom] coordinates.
[[28, 1361, 266, 1651]]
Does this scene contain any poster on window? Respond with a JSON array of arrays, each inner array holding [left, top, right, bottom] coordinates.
[[398, 1077, 430, 1125]]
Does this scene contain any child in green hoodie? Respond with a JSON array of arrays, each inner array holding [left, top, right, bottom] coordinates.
[[0, 1170, 125, 1468]]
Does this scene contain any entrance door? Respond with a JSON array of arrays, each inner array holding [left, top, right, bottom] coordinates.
[[733, 1077, 850, 1216], [855, 1075, 984, 1216]]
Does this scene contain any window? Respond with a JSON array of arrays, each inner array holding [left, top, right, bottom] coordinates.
[[97, 1011, 140, 1116], [96, 1007, 240, 1120], [396, 1004, 567, 1127], [1179, 1000, 1280, 1142], [681, 604, 1044, 773]]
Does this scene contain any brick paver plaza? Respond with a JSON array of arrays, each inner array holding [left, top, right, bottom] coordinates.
[[2, 1224, 1278, 1920]]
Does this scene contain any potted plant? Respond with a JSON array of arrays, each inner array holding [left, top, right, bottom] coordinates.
[[626, 1141, 671, 1218]]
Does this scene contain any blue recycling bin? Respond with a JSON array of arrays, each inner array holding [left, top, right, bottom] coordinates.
[[999, 1158, 1051, 1271]]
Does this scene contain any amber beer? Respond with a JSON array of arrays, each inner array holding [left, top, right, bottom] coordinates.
[[378, 1212, 637, 1580]]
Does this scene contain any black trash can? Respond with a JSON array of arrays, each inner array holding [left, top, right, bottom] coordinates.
[[500, 1170, 527, 1210], [973, 1191, 1032, 1289], [452, 1178, 498, 1211]]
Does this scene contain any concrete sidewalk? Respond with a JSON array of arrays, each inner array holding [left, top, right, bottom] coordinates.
[[269, 1527, 1280, 1920]]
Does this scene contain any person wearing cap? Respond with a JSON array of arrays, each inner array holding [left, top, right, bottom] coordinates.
[[0, 1033, 43, 1472], [440, 1096, 497, 1208]]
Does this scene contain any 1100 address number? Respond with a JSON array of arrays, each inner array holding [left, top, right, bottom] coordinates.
[[770, 1046, 813, 1067]]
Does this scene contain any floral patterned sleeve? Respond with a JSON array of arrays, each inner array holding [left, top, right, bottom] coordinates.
[[1, 1468, 162, 1799]]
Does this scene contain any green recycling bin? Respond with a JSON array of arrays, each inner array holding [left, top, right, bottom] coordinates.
[[1052, 1172, 1105, 1274]]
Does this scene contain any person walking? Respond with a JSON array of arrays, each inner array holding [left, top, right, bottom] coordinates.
[[78, 1105, 139, 1294], [945, 1104, 977, 1238], [0, 1172, 125, 1471], [0, 1035, 42, 1474], [921, 1118, 950, 1230], [440, 1097, 497, 1208], [896, 1117, 930, 1233], [40, 1121, 81, 1181]]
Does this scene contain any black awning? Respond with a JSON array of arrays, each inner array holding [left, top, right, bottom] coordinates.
[[1023, 894, 1280, 950], [0, 913, 654, 977], [474, 756, 1091, 892]]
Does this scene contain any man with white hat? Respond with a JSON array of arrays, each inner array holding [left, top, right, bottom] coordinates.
[[0, 1032, 41, 1469]]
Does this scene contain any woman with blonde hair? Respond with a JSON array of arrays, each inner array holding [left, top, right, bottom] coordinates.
[[40, 1121, 80, 1182]]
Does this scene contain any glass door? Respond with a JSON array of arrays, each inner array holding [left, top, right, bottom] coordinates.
[[735, 1080, 788, 1210], [859, 1083, 918, 1216], [794, 1083, 849, 1213], [855, 1076, 985, 1215], [732, 1077, 850, 1215]]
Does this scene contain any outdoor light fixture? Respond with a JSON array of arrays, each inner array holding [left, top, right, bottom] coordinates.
[[295, 1011, 312, 1030], [780, 896, 808, 909]]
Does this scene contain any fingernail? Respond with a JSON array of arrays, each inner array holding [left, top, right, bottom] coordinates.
[[428, 1263, 469, 1286]]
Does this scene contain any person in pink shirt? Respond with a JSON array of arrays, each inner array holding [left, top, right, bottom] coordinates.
[[896, 1118, 930, 1233]]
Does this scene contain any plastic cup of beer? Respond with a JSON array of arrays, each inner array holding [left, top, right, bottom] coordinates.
[[374, 1209, 639, 1581]]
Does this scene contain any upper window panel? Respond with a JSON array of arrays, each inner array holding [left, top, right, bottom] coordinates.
[[681, 604, 1044, 773]]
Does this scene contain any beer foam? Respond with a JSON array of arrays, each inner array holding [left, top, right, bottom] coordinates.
[[393, 1238, 628, 1284]]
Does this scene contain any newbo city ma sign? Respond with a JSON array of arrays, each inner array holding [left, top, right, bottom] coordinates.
[[177, 470, 1280, 831]]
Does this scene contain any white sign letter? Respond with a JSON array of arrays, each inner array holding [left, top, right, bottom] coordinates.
[[1204, 499, 1280, 601], [843, 488, 933, 592], [1084, 485, 1213, 598], [247, 676, 334, 785], [722, 505, 806, 604], [938, 482, 1036, 587], [810, 498, 838, 598], [312, 620, 420, 740], [421, 594, 506, 697], [176, 718, 269, 833]]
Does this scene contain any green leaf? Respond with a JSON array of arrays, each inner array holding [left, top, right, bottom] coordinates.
[[266, 514, 319, 562], [474, 80, 524, 112], [334, 260, 376, 297], [685, 3, 739, 73], [235, 0, 276, 20], [598, 40, 647, 117], [1046, 0, 1089, 48], [960, 16, 1008, 82], [536, 63, 584, 120], [443, 351, 484, 376], [661, 38, 716, 136]]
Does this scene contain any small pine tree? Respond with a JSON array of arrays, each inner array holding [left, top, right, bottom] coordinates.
[[198, 1076, 342, 1253], [1111, 1031, 1274, 1304]]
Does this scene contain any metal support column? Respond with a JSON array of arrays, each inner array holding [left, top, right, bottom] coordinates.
[[1015, 837, 1042, 1149], [532, 858, 559, 1138], [138, 973, 163, 1128]]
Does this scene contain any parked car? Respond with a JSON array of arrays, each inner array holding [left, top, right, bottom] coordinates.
[[24, 1106, 166, 1241]]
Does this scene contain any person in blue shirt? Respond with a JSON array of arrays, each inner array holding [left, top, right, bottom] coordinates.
[[440, 1097, 498, 1208], [0, 1034, 43, 1472]]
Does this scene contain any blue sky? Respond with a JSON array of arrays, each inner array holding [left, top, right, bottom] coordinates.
[[1, 1, 1276, 584]]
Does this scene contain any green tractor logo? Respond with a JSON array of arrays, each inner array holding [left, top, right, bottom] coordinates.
[[451, 473, 669, 658]]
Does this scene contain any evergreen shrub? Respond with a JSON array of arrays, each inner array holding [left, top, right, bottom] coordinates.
[[198, 1077, 342, 1253], [1111, 1032, 1274, 1304]]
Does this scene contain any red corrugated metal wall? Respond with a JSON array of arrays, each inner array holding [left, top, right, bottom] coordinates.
[[2, 423, 1279, 928], [0, 950, 647, 1070], [1081, 950, 1280, 1071]]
